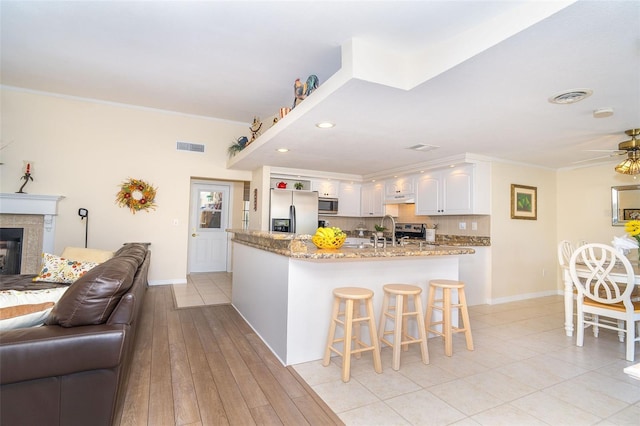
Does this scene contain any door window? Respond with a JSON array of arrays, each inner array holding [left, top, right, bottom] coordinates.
[[199, 191, 223, 229]]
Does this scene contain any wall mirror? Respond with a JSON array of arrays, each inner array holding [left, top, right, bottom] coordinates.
[[612, 185, 640, 225]]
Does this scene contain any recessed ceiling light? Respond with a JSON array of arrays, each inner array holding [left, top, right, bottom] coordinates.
[[548, 89, 593, 105], [316, 122, 335, 129], [276, 148, 289, 153]]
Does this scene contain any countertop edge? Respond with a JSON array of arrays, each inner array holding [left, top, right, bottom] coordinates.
[[229, 229, 477, 260]]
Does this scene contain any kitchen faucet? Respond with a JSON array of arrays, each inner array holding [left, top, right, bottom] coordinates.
[[381, 214, 396, 247]]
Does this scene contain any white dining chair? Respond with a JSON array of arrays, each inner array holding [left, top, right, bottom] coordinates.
[[558, 240, 574, 269], [569, 243, 640, 362], [559, 240, 598, 332]]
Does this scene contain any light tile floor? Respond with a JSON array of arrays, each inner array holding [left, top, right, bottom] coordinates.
[[293, 295, 640, 425], [172, 271, 232, 308]]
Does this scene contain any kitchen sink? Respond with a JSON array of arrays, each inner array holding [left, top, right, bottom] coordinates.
[[341, 238, 440, 250], [342, 242, 374, 249], [343, 238, 374, 249]]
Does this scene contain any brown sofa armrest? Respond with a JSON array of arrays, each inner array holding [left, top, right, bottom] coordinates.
[[107, 293, 135, 325], [0, 324, 127, 385]]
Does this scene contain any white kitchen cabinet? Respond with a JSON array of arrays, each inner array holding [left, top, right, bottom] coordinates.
[[337, 182, 361, 216], [385, 176, 415, 199], [312, 179, 338, 197], [415, 163, 489, 215], [361, 182, 385, 216]]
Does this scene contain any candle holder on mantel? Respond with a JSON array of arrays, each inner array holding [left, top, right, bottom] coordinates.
[[16, 163, 33, 194]]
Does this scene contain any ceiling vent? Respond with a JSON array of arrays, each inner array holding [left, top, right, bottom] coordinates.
[[406, 144, 439, 152], [548, 89, 593, 105], [176, 141, 205, 153]]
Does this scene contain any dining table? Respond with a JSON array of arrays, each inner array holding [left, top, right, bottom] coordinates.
[[562, 259, 640, 337]]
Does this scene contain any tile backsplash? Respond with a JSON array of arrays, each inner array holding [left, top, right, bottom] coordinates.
[[320, 204, 490, 237]]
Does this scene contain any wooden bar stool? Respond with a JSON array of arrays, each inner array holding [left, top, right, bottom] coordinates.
[[378, 284, 429, 370], [323, 287, 382, 382], [425, 279, 474, 357]]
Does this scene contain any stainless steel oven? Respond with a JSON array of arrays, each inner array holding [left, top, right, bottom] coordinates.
[[318, 197, 338, 215]]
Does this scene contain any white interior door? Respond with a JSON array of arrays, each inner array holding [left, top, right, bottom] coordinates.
[[188, 182, 230, 272]]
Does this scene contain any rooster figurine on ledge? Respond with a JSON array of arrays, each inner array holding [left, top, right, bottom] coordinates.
[[292, 74, 319, 109], [249, 117, 263, 141]]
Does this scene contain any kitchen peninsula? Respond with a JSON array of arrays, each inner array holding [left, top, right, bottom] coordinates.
[[229, 229, 476, 366]]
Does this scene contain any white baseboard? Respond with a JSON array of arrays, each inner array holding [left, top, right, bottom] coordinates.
[[489, 289, 559, 305], [148, 278, 187, 286]]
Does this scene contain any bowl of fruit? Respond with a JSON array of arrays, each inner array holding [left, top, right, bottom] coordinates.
[[312, 226, 347, 249]]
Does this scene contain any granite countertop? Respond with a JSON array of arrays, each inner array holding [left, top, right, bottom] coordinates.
[[227, 229, 480, 260]]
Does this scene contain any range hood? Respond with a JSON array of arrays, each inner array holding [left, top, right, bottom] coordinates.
[[384, 194, 415, 204]]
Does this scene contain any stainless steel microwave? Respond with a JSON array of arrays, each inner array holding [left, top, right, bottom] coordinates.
[[318, 197, 338, 215]]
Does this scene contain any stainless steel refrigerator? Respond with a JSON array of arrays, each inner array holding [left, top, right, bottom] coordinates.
[[269, 189, 319, 234]]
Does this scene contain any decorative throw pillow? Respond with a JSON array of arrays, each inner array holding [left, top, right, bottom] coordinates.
[[0, 287, 68, 330], [61, 247, 115, 264], [33, 253, 99, 284]]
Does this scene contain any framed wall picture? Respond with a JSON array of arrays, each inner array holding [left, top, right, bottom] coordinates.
[[511, 184, 537, 220], [623, 208, 640, 220]]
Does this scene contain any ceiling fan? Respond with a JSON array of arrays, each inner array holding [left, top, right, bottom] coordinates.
[[573, 128, 640, 164]]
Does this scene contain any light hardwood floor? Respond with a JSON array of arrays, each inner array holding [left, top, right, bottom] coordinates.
[[117, 285, 343, 425]]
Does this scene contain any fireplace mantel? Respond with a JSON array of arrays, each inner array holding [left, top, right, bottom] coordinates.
[[0, 193, 65, 215]]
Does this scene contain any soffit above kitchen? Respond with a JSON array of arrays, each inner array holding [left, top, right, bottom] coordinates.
[[1, 1, 638, 177]]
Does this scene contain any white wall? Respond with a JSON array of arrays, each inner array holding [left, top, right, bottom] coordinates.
[[0, 88, 251, 284], [489, 162, 558, 302], [557, 163, 633, 245]]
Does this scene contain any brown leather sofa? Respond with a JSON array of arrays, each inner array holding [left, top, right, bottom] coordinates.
[[0, 243, 150, 426]]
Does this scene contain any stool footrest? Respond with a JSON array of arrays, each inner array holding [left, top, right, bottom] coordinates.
[[381, 336, 424, 347]]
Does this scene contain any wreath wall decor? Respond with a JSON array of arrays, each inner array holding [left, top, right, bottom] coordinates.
[[116, 178, 157, 214]]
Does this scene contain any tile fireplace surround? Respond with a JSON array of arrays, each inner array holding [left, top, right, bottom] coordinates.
[[0, 193, 65, 274]]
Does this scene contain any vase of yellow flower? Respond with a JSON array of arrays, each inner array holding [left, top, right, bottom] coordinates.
[[624, 219, 640, 260]]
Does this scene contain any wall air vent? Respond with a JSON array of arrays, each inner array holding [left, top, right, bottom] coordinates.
[[176, 141, 205, 153], [406, 144, 439, 152]]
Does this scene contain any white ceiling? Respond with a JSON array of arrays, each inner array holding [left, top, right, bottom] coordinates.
[[2, 1, 639, 178]]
